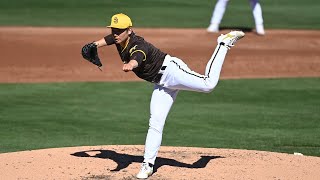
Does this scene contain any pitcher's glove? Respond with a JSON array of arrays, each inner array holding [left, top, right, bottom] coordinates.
[[81, 43, 102, 67]]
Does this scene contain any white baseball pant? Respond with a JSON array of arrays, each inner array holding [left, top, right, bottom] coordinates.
[[143, 44, 229, 164], [210, 0, 264, 26]]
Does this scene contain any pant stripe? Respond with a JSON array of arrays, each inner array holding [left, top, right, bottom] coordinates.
[[170, 44, 222, 80], [206, 44, 221, 78], [170, 60, 207, 79]]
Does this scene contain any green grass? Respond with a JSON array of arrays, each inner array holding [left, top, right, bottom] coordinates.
[[1, 78, 319, 156], [0, 0, 319, 29]]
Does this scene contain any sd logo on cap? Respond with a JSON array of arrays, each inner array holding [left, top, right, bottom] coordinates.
[[107, 13, 132, 29]]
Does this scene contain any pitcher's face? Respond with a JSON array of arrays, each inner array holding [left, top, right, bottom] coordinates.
[[111, 28, 132, 45]]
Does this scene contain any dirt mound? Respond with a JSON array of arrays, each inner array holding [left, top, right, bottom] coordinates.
[[1, 145, 319, 180]]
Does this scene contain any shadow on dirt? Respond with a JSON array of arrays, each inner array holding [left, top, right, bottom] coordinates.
[[219, 26, 253, 32], [71, 150, 223, 173]]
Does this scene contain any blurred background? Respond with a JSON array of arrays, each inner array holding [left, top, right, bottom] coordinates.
[[0, 0, 319, 29]]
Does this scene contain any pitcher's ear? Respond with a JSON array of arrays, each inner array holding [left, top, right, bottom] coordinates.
[[127, 28, 133, 35]]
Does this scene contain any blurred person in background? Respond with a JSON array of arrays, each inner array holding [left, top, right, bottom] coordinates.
[[207, 0, 265, 35]]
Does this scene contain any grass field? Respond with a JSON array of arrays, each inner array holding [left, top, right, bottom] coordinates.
[[0, 0, 319, 158], [1, 78, 319, 156], [0, 0, 319, 29]]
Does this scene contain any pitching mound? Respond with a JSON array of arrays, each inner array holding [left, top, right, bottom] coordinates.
[[1, 145, 320, 179]]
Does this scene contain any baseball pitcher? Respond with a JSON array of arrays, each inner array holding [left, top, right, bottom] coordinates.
[[81, 13, 245, 179]]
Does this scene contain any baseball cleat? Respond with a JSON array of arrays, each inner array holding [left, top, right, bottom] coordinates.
[[256, 24, 265, 35], [217, 30, 245, 48], [136, 162, 153, 179], [207, 23, 219, 33]]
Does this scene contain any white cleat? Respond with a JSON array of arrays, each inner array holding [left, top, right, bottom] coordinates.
[[256, 24, 265, 36], [136, 162, 153, 179], [207, 23, 219, 33], [217, 30, 245, 48]]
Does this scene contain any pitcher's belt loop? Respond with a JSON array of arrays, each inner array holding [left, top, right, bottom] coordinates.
[[152, 66, 166, 84]]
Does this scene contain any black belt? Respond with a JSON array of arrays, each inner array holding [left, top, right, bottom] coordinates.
[[151, 66, 167, 84]]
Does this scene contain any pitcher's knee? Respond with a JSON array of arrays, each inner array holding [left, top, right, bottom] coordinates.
[[149, 117, 165, 134], [202, 80, 218, 93], [148, 124, 163, 134], [202, 86, 215, 93]]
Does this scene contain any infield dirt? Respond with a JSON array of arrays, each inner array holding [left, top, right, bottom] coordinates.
[[0, 27, 320, 179], [1, 27, 320, 82]]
